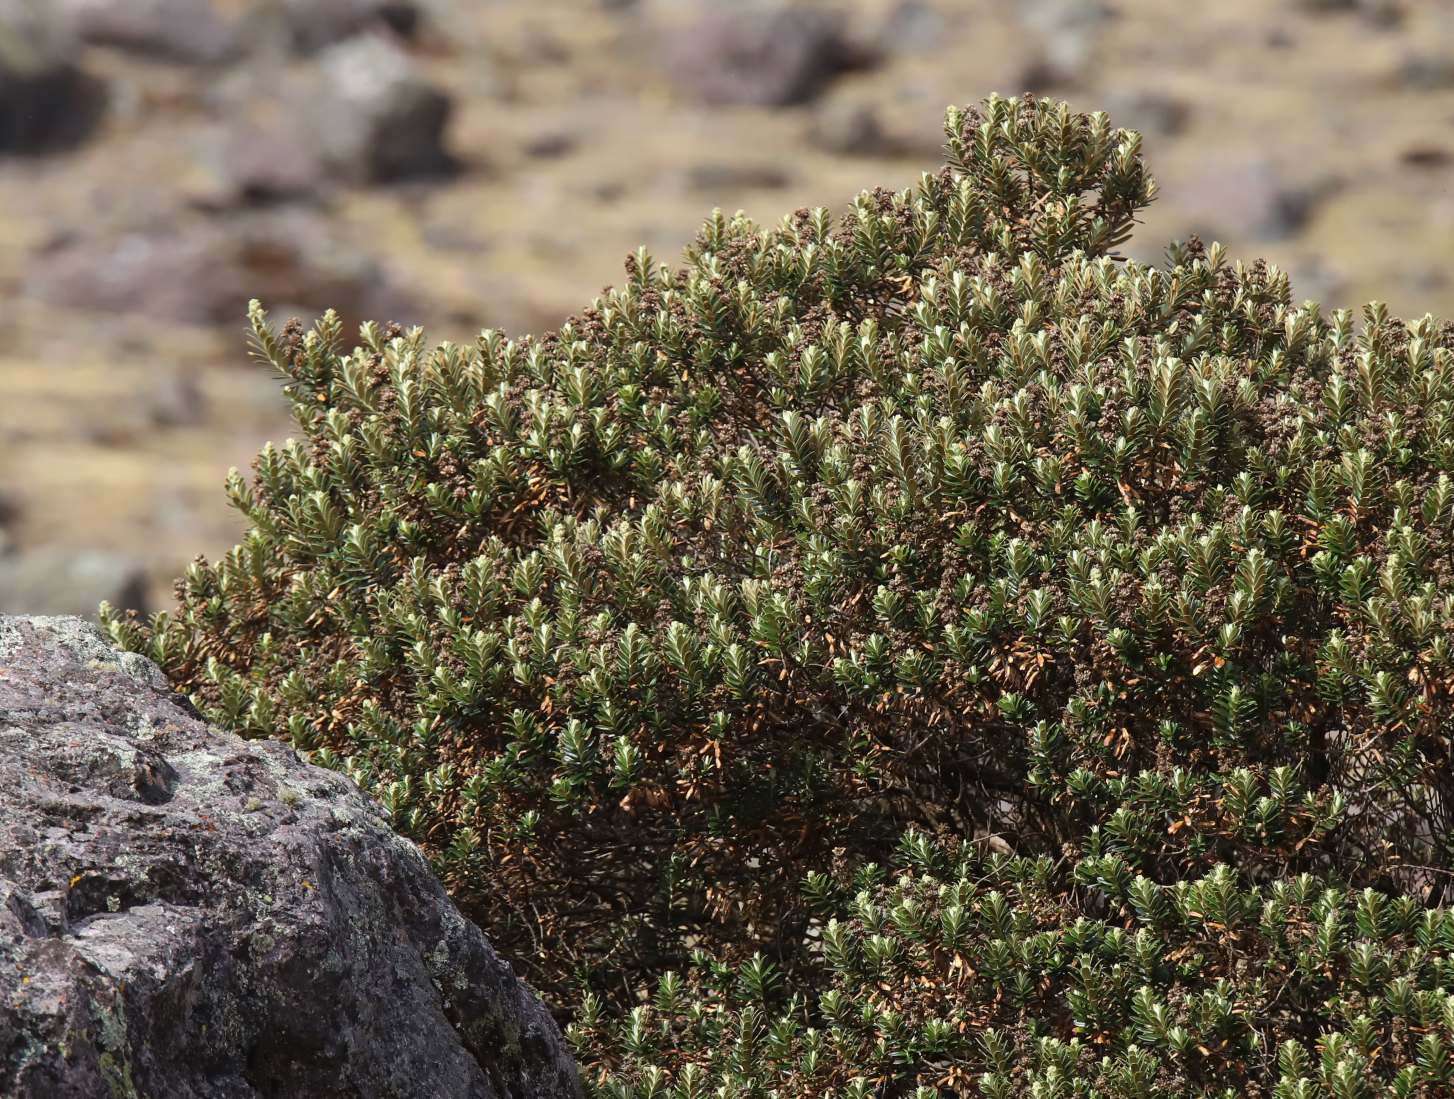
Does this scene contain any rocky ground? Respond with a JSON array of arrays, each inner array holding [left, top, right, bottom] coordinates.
[[3, 0, 1454, 615]]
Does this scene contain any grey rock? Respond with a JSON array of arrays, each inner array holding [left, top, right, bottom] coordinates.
[[209, 120, 331, 206], [25, 209, 416, 329], [193, 27, 452, 198], [875, 0, 947, 55], [0, 495, 16, 559], [1177, 156, 1328, 243], [0, 551, 150, 619], [684, 161, 792, 192], [1295, 0, 1401, 18], [0, 615, 583, 1098], [58, 0, 242, 64], [1397, 50, 1454, 90], [1287, 257, 1348, 307], [1400, 144, 1452, 169], [305, 33, 456, 183], [808, 99, 899, 157], [523, 131, 578, 160], [0, 0, 106, 154], [55, 0, 421, 62], [28, 223, 250, 324], [1407, 264, 1450, 296], [280, 0, 421, 54], [664, 2, 874, 108], [1357, 0, 1403, 26], [1016, 0, 1115, 89], [145, 373, 209, 428], [1103, 89, 1190, 140]]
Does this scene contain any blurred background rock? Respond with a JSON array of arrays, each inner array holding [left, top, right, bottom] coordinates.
[[2, 0, 1452, 617]]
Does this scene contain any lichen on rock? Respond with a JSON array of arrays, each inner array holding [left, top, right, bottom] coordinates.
[[0, 615, 580, 1099]]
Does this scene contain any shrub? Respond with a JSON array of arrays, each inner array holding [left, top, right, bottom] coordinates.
[[105, 94, 1454, 1090], [571, 835, 1454, 1097]]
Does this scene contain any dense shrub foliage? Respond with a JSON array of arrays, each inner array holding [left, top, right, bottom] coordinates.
[[572, 835, 1454, 1097], [106, 95, 1454, 1091]]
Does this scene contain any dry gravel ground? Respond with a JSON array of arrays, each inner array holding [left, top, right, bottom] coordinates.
[[3, 0, 1454, 613]]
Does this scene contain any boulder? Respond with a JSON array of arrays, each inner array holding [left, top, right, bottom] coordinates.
[[663, 3, 874, 108], [684, 160, 791, 192], [1294, 0, 1402, 18], [1015, 0, 1115, 89], [55, 0, 421, 62], [0, 615, 583, 1098], [27, 223, 246, 324], [280, 0, 421, 54], [59, 0, 242, 65], [210, 119, 331, 206], [1357, 0, 1403, 25], [0, 0, 106, 154], [1176, 156, 1328, 243], [874, 0, 947, 55], [808, 99, 900, 157], [1101, 89, 1190, 140], [0, 551, 150, 619], [1397, 49, 1454, 90], [144, 372, 209, 429], [305, 33, 456, 183], [0, 494, 16, 558], [195, 28, 455, 196], [24, 208, 417, 329]]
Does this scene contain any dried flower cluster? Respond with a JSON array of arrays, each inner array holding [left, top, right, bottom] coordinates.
[[107, 96, 1454, 1095]]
